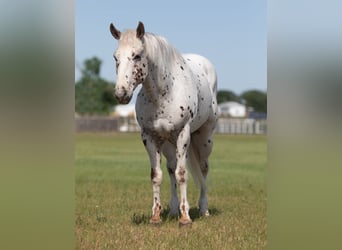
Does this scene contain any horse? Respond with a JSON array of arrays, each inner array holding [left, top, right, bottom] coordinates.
[[110, 21, 218, 226]]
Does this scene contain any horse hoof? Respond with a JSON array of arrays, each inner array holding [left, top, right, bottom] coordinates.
[[200, 210, 210, 217], [178, 219, 192, 228], [149, 218, 162, 226]]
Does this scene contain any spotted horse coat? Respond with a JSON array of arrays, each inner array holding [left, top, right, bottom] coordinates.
[[110, 21, 218, 226]]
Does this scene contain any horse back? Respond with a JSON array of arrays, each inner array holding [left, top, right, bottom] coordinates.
[[182, 54, 217, 96]]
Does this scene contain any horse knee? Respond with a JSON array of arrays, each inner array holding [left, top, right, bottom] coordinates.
[[151, 168, 162, 185], [175, 167, 188, 184], [201, 161, 209, 177]]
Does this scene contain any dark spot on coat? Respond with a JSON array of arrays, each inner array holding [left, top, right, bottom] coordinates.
[[183, 143, 187, 148], [180, 114, 184, 118], [151, 168, 156, 180], [190, 110, 194, 118], [180, 106, 184, 111], [180, 66, 184, 70]]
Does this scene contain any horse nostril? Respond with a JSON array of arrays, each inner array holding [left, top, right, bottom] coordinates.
[[114, 92, 121, 101]]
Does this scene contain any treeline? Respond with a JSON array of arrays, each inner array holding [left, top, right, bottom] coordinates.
[[217, 89, 267, 113], [75, 57, 117, 115], [75, 57, 267, 115]]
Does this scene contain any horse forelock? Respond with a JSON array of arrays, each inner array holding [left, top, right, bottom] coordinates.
[[118, 30, 143, 49]]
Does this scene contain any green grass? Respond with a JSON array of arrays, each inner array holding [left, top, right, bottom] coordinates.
[[75, 133, 267, 249]]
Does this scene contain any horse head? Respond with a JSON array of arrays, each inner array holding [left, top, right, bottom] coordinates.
[[110, 21, 148, 104]]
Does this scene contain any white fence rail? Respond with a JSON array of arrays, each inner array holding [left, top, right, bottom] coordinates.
[[116, 117, 267, 134], [76, 116, 267, 134], [215, 118, 267, 134]]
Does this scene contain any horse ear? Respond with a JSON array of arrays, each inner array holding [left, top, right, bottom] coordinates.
[[136, 21, 145, 39], [110, 23, 121, 40]]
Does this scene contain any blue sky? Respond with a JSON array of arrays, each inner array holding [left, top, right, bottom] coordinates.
[[76, 0, 266, 95]]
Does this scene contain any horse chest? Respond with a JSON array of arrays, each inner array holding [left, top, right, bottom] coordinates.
[[135, 92, 195, 136]]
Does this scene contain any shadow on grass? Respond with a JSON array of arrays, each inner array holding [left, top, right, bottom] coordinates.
[[132, 206, 221, 225]]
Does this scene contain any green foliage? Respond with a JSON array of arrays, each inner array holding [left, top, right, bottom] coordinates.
[[240, 90, 267, 113], [75, 57, 117, 115], [217, 90, 241, 104], [82, 57, 102, 77]]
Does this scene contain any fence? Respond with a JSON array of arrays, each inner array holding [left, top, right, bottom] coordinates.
[[76, 116, 266, 134], [215, 118, 267, 134], [75, 116, 119, 132]]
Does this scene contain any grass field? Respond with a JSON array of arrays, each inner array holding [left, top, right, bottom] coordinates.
[[75, 133, 267, 249]]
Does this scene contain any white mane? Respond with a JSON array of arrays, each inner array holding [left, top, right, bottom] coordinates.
[[143, 33, 183, 71]]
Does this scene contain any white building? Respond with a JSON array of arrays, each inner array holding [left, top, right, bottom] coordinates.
[[114, 104, 136, 117], [218, 101, 247, 118], [112, 104, 138, 132]]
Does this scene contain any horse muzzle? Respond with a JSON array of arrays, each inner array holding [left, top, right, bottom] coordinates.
[[114, 88, 133, 104]]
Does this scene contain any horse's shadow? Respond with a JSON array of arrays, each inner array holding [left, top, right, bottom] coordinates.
[[132, 206, 220, 225]]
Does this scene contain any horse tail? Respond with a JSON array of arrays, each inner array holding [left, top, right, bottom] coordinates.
[[187, 141, 206, 191]]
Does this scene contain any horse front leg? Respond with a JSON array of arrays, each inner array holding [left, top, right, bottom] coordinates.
[[175, 124, 192, 226], [141, 132, 163, 224]]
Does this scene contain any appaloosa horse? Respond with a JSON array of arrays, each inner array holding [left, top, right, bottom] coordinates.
[[110, 21, 218, 226]]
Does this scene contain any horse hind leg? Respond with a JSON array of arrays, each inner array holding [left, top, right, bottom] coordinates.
[[190, 124, 215, 216], [162, 142, 179, 217]]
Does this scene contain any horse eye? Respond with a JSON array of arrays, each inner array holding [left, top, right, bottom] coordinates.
[[133, 55, 141, 61]]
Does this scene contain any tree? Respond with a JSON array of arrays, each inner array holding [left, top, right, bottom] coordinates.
[[240, 90, 267, 113], [217, 90, 240, 104], [75, 57, 117, 115], [82, 57, 101, 78]]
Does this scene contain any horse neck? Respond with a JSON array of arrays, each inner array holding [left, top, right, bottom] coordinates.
[[141, 34, 182, 104], [142, 63, 174, 104]]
